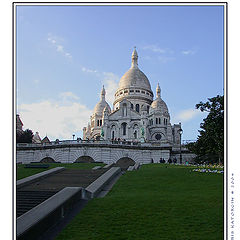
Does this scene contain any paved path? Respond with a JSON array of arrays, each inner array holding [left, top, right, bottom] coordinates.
[[19, 168, 108, 191]]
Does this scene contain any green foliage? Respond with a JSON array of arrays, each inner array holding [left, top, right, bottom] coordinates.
[[187, 95, 224, 164], [56, 164, 223, 240], [17, 129, 34, 143]]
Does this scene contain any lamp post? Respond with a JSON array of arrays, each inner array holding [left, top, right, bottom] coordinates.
[[178, 128, 183, 164], [72, 134, 75, 140]]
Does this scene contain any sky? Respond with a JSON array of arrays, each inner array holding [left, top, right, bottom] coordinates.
[[16, 4, 224, 141]]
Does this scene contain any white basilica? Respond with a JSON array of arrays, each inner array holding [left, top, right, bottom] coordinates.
[[83, 48, 182, 148]]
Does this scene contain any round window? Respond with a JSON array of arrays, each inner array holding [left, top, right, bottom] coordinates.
[[155, 134, 161, 140]]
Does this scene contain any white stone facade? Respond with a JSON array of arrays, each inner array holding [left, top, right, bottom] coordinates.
[[83, 48, 182, 149]]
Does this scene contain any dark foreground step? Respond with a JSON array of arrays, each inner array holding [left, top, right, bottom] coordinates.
[[17, 190, 57, 218]]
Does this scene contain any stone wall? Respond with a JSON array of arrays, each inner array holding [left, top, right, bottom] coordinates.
[[16, 141, 195, 165]]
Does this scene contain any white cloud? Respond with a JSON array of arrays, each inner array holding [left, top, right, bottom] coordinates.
[[78, 66, 119, 106], [18, 95, 92, 140], [172, 108, 203, 123], [142, 44, 175, 63], [102, 72, 119, 105], [81, 67, 98, 73], [142, 44, 166, 53], [57, 45, 64, 52], [65, 52, 72, 58], [59, 92, 79, 100], [181, 48, 198, 55], [47, 34, 72, 59], [79, 67, 119, 106]]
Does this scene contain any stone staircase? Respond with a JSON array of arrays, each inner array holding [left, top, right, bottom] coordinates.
[[17, 190, 57, 218]]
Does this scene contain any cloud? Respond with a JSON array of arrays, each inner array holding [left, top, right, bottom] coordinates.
[[18, 94, 92, 140], [78, 66, 119, 105], [172, 108, 203, 123], [57, 45, 64, 52], [181, 48, 198, 55], [81, 67, 98, 74], [47, 34, 72, 59], [142, 44, 166, 53], [141, 44, 175, 63], [102, 72, 119, 105], [59, 92, 79, 100]]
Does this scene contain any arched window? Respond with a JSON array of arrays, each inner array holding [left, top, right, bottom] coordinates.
[[159, 118, 161, 124], [131, 104, 133, 109], [100, 119, 102, 126], [97, 120, 99, 126], [147, 106, 150, 113], [133, 124, 138, 139], [112, 131, 115, 140], [122, 122, 127, 135], [134, 130, 137, 139], [156, 118, 158, 124], [136, 104, 139, 113], [123, 103, 127, 116]]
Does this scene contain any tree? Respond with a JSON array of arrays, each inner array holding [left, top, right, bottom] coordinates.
[[17, 129, 34, 143], [186, 95, 224, 164]]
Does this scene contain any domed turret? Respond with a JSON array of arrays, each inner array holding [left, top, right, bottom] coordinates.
[[149, 83, 169, 116], [93, 86, 111, 115]]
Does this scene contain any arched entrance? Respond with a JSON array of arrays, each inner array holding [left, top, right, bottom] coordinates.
[[40, 157, 56, 163], [116, 157, 135, 170], [75, 156, 95, 163]]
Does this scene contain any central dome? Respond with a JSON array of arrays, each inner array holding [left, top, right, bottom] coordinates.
[[113, 48, 153, 108], [117, 48, 152, 92], [118, 67, 152, 90]]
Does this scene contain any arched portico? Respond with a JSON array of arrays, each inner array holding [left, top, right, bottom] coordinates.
[[116, 157, 135, 169], [74, 156, 95, 163], [40, 157, 56, 163]]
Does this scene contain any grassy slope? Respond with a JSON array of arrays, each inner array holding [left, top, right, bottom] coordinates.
[[16, 163, 105, 180], [56, 164, 223, 240]]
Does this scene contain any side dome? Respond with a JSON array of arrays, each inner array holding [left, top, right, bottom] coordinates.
[[150, 98, 169, 115], [93, 101, 111, 115], [149, 84, 169, 116], [93, 86, 111, 115]]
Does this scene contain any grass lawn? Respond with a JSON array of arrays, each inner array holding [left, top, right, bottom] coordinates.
[[56, 164, 223, 240], [16, 162, 105, 180]]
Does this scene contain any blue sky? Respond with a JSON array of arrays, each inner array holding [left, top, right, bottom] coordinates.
[[16, 4, 224, 141]]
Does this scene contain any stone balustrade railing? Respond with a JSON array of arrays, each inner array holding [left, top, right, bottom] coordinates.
[[16, 139, 174, 148]]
